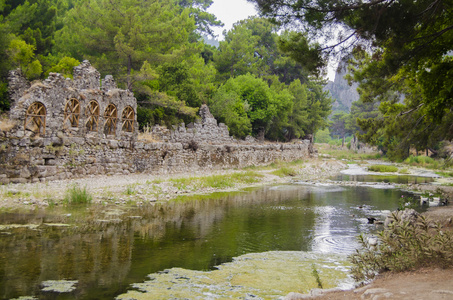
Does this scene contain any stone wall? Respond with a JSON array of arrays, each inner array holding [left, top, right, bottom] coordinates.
[[0, 62, 314, 184], [0, 136, 312, 184]]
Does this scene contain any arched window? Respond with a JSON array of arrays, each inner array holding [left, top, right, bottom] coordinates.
[[104, 103, 117, 135], [85, 100, 100, 131], [25, 102, 46, 135], [64, 98, 80, 128], [121, 106, 134, 132]]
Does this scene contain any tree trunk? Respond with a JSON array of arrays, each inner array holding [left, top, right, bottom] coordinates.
[[127, 55, 132, 90]]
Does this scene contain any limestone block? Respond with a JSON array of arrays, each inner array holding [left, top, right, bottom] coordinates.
[[109, 140, 118, 149], [10, 178, 27, 184], [19, 138, 30, 147], [20, 167, 31, 178]]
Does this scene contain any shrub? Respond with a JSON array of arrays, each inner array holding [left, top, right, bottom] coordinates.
[[64, 185, 93, 204], [368, 165, 398, 172], [350, 213, 453, 282]]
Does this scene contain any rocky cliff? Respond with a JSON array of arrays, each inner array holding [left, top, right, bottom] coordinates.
[[324, 66, 359, 113]]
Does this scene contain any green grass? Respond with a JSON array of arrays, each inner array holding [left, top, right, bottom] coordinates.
[[398, 168, 409, 174], [271, 167, 298, 177], [402, 155, 451, 170], [169, 171, 264, 191], [436, 171, 453, 177], [64, 185, 93, 204], [367, 165, 398, 172]]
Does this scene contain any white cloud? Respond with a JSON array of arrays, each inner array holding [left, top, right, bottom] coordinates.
[[208, 0, 257, 40]]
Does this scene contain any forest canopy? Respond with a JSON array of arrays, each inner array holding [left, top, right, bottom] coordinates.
[[0, 0, 332, 141]]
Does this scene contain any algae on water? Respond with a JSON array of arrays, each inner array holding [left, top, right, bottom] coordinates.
[[116, 251, 352, 300], [41, 280, 78, 293]]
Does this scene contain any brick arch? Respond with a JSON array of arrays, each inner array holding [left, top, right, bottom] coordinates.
[[104, 103, 117, 135], [25, 101, 46, 135], [121, 106, 135, 132], [85, 100, 100, 132], [64, 98, 80, 128]]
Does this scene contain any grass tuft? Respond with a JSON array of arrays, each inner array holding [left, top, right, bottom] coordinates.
[[169, 171, 263, 191], [367, 165, 398, 172], [64, 185, 93, 204]]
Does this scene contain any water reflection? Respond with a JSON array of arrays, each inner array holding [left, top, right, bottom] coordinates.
[[0, 185, 404, 299], [332, 174, 435, 184]]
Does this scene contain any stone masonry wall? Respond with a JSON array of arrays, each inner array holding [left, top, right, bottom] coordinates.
[[0, 138, 311, 184], [0, 62, 314, 184]]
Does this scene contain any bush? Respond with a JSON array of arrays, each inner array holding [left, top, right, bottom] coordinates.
[[350, 213, 453, 282], [64, 185, 93, 204], [367, 165, 398, 172]]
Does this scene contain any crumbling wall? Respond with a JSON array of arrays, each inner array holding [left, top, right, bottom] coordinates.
[[167, 104, 233, 145], [7, 61, 138, 144], [0, 62, 314, 184]]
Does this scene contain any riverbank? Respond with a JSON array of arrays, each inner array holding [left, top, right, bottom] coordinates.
[[0, 158, 347, 211]]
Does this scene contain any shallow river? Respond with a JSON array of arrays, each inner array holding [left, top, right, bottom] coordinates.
[[0, 183, 410, 299]]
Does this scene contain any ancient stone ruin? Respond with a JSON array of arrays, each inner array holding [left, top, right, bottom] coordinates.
[[0, 61, 314, 184], [8, 60, 137, 143]]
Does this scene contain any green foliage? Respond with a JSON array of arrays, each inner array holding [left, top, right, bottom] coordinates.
[[7, 38, 42, 79], [46, 56, 80, 78], [0, 81, 10, 112], [367, 165, 398, 173], [158, 61, 201, 108], [64, 185, 93, 205], [55, 0, 196, 88], [404, 155, 434, 166], [350, 214, 453, 282], [314, 128, 331, 144], [251, 0, 453, 159], [210, 74, 276, 138]]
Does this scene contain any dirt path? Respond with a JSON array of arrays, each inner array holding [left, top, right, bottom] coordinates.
[[291, 267, 453, 300]]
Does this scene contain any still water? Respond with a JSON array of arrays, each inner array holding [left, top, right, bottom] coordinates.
[[0, 184, 407, 299], [331, 174, 435, 184]]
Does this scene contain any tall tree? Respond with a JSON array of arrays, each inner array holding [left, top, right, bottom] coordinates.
[[176, 0, 223, 37], [56, 0, 196, 89], [250, 0, 453, 158]]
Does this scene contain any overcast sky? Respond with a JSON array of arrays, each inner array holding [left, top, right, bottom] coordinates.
[[207, 0, 336, 80], [207, 0, 257, 39]]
